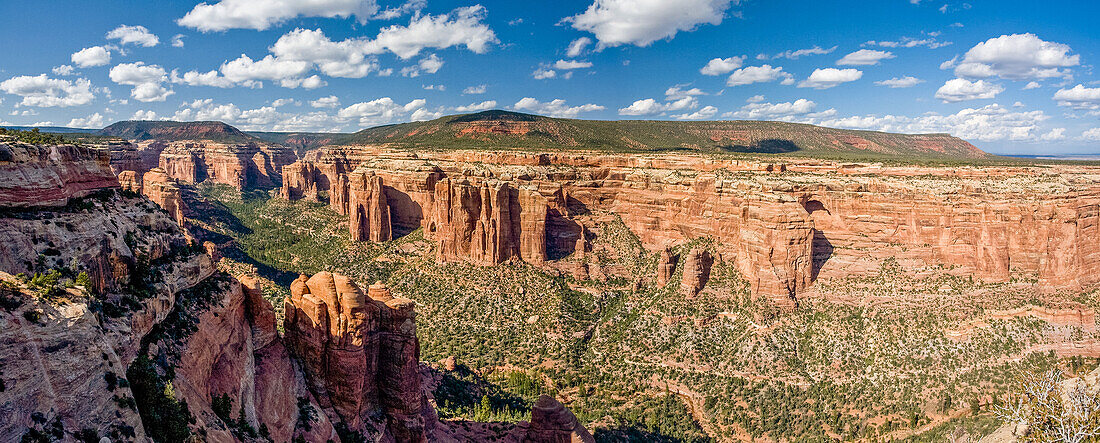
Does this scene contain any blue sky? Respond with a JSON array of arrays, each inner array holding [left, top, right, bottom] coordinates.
[[1, 0, 1098, 154]]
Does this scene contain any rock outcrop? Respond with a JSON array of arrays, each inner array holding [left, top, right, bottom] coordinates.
[[156, 142, 296, 189], [523, 395, 595, 443], [0, 140, 118, 207], [679, 248, 713, 297], [141, 168, 186, 226], [349, 172, 392, 242], [283, 273, 432, 441], [430, 179, 548, 265], [118, 170, 141, 193], [657, 246, 677, 287], [1, 141, 596, 443]]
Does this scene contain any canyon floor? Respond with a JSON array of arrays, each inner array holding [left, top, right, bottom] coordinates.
[[187, 168, 1100, 442]]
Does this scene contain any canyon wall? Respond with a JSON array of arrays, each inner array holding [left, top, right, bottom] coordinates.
[[108, 140, 297, 190], [1, 141, 591, 442], [284, 274, 434, 441], [283, 148, 1100, 305], [0, 139, 118, 207]]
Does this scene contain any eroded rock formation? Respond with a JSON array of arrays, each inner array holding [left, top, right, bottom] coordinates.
[[156, 142, 295, 189], [1, 141, 592, 443], [117, 170, 141, 193], [284, 273, 431, 441], [0, 140, 118, 207], [349, 172, 392, 242], [657, 246, 677, 287], [430, 179, 548, 265], [282, 148, 1100, 304], [523, 395, 595, 443], [141, 168, 186, 226], [680, 248, 713, 297]]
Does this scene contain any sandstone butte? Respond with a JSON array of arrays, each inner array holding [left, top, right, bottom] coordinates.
[[282, 147, 1100, 306], [0, 141, 592, 442]]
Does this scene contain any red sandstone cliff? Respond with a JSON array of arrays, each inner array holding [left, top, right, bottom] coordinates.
[[0, 140, 118, 207], [282, 148, 1100, 304], [140, 168, 187, 226]]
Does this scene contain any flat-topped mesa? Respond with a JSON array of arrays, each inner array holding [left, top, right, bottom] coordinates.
[[280, 147, 1100, 303], [283, 272, 430, 441], [141, 168, 186, 226], [0, 141, 118, 208]]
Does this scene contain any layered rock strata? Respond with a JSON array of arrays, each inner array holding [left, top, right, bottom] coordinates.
[[155, 141, 296, 189], [0, 141, 118, 207], [680, 248, 714, 298], [283, 148, 1100, 304], [283, 273, 431, 441], [657, 246, 677, 287], [141, 168, 187, 226]]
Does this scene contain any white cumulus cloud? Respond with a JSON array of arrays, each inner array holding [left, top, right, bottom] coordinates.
[[1052, 84, 1100, 109], [798, 68, 863, 89], [874, 76, 924, 88], [106, 25, 159, 47], [673, 105, 717, 120], [311, 95, 341, 108], [178, 0, 379, 32], [726, 65, 790, 86], [0, 74, 95, 107], [618, 96, 697, 116], [726, 99, 819, 119], [700, 56, 744, 76], [71, 46, 111, 68], [52, 65, 76, 76], [554, 59, 593, 70], [837, 49, 895, 66], [454, 100, 497, 112], [954, 33, 1078, 80], [337, 97, 430, 126], [513, 97, 604, 118], [566, 0, 737, 49], [67, 112, 105, 128], [110, 62, 174, 102], [365, 6, 497, 59], [934, 78, 1003, 102]]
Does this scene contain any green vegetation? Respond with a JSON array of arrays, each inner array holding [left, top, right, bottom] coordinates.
[[0, 127, 68, 145], [194, 185, 1091, 442], [344, 110, 995, 162], [126, 355, 194, 443]]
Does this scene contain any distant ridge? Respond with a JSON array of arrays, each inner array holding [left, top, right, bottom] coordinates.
[[41, 112, 991, 160], [344, 110, 991, 159], [97, 120, 261, 143]]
